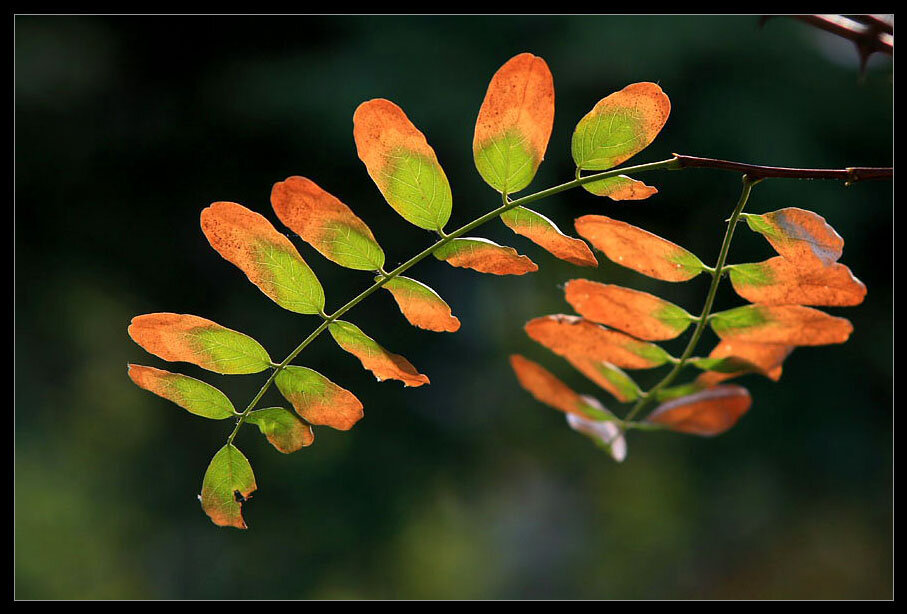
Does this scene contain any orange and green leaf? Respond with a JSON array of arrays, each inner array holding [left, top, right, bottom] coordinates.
[[274, 365, 364, 431], [742, 208, 844, 267], [434, 237, 538, 275], [693, 339, 792, 386], [710, 304, 853, 346], [380, 276, 461, 332], [728, 257, 866, 306], [127, 364, 235, 419], [500, 206, 597, 267], [270, 176, 385, 271], [200, 444, 256, 529], [647, 385, 752, 436], [246, 407, 315, 454], [329, 320, 430, 387], [509, 354, 609, 420], [200, 201, 325, 314], [564, 356, 639, 403], [581, 175, 658, 201]]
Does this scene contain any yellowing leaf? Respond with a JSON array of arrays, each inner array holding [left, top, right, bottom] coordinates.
[[729, 257, 866, 306], [328, 320, 430, 387], [128, 313, 271, 375], [434, 237, 538, 275], [500, 207, 597, 267], [274, 366, 364, 431], [127, 364, 235, 419], [742, 207, 844, 267], [509, 354, 608, 420], [575, 215, 705, 282], [246, 407, 314, 454], [564, 356, 639, 403], [200, 444, 256, 529], [582, 175, 658, 201], [564, 279, 694, 341], [473, 53, 555, 194], [525, 314, 672, 369], [353, 99, 452, 231], [271, 176, 385, 271], [647, 385, 751, 436], [693, 340, 792, 386], [710, 304, 853, 346], [572, 82, 671, 171], [380, 276, 461, 332]]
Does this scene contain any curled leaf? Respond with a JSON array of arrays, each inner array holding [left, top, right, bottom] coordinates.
[[274, 365, 364, 431], [271, 176, 385, 271], [128, 313, 271, 375], [473, 53, 555, 194], [379, 276, 461, 333], [710, 304, 853, 346], [353, 98, 452, 231], [329, 320, 429, 387], [647, 385, 751, 436], [564, 279, 694, 341], [575, 215, 705, 282], [742, 208, 844, 267], [246, 407, 314, 454], [509, 354, 608, 420], [566, 407, 627, 462], [434, 237, 538, 275], [127, 364, 235, 419], [581, 175, 658, 201], [729, 257, 866, 307], [500, 206, 597, 267], [200, 444, 257, 529], [564, 356, 639, 403], [200, 201, 325, 314], [693, 340, 792, 386]]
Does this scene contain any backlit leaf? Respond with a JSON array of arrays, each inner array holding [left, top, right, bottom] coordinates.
[[654, 381, 707, 402], [473, 53, 554, 194], [200, 444, 256, 529], [274, 365, 364, 430], [564, 356, 639, 402], [572, 82, 671, 171], [575, 215, 706, 282], [329, 320, 430, 387], [379, 276, 461, 332], [742, 208, 843, 267], [500, 206, 597, 267], [246, 407, 314, 454], [647, 385, 751, 436], [201, 201, 325, 314], [509, 354, 609, 420], [353, 98, 452, 231], [434, 237, 538, 275], [127, 364, 235, 419], [564, 279, 694, 341], [271, 176, 385, 271], [710, 304, 853, 346], [693, 339, 792, 386], [566, 404, 627, 462], [128, 313, 271, 375], [728, 257, 866, 306], [581, 175, 658, 201]]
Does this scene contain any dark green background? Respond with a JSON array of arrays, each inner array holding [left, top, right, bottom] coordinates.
[[15, 15, 892, 599]]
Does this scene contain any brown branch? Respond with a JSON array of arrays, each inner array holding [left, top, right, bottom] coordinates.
[[795, 15, 893, 56], [847, 14, 894, 36], [672, 154, 893, 184]]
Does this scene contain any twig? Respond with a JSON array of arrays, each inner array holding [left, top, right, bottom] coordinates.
[[672, 154, 893, 184]]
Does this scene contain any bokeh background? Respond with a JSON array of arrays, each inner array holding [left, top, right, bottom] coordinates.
[[15, 15, 892, 599]]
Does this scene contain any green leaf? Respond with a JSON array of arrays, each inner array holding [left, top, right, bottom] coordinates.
[[274, 366, 364, 430], [127, 364, 235, 419], [199, 444, 257, 529], [246, 407, 314, 454]]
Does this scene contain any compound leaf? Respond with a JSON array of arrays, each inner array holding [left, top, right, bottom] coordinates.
[[246, 407, 315, 454], [728, 257, 866, 306], [710, 304, 853, 346], [200, 444, 256, 529], [379, 275, 461, 333], [329, 320, 430, 387], [500, 206, 597, 267], [646, 385, 751, 436], [274, 365, 364, 431], [742, 208, 843, 267], [434, 237, 538, 275], [127, 364, 235, 419]]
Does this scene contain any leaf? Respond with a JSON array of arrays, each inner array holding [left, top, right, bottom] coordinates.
[[509, 354, 610, 420], [646, 385, 751, 436], [566, 406, 627, 462], [564, 279, 694, 341], [692, 339, 792, 386], [654, 381, 707, 402], [564, 356, 639, 403], [200, 444, 256, 529], [525, 314, 673, 369], [246, 407, 315, 454], [128, 313, 271, 374], [271, 176, 385, 271], [127, 364, 235, 419], [473, 53, 555, 194], [742, 207, 844, 267], [500, 206, 597, 267], [274, 365, 364, 430], [200, 201, 325, 314], [353, 99, 452, 231], [379, 276, 461, 333], [571, 82, 671, 171], [433, 237, 538, 275], [328, 320, 430, 387], [728, 257, 866, 306], [575, 215, 706, 282], [581, 175, 658, 201], [710, 304, 853, 346]]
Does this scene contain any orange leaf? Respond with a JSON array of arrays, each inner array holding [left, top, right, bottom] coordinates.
[[563, 356, 639, 403], [742, 207, 844, 267], [694, 340, 793, 386], [380, 276, 461, 333], [575, 215, 705, 282], [647, 385, 752, 436], [274, 366, 364, 431], [729, 257, 866, 306], [433, 237, 538, 275], [509, 354, 584, 416], [328, 320, 429, 387], [500, 206, 597, 267], [582, 175, 658, 201], [710, 304, 853, 346]]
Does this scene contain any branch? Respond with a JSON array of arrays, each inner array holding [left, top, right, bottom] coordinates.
[[672, 154, 893, 184], [795, 15, 893, 56]]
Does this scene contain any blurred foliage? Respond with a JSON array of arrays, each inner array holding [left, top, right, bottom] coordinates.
[[15, 15, 891, 599]]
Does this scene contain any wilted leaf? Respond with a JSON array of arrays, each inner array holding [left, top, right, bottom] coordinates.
[[271, 176, 385, 271], [434, 237, 538, 275], [200, 444, 256, 529], [581, 175, 658, 201], [564, 356, 639, 402], [128, 313, 271, 375], [246, 407, 314, 454], [647, 385, 751, 436], [509, 354, 609, 420], [525, 314, 673, 369], [564, 279, 694, 341], [575, 215, 706, 282], [379, 276, 461, 332], [742, 207, 844, 267], [729, 257, 866, 306], [500, 206, 597, 267], [693, 339, 792, 386], [127, 364, 235, 419], [710, 304, 853, 346], [353, 99, 452, 231], [473, 53, 555, 194], [572, 82, 670, 171], [566, 405, 627, 462], [329, 320, 430, 387], [200, 201, 325, 314], [274, 365, 364, 430]]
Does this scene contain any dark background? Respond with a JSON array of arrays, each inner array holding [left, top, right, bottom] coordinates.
[[15, 15, 892, 599]]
